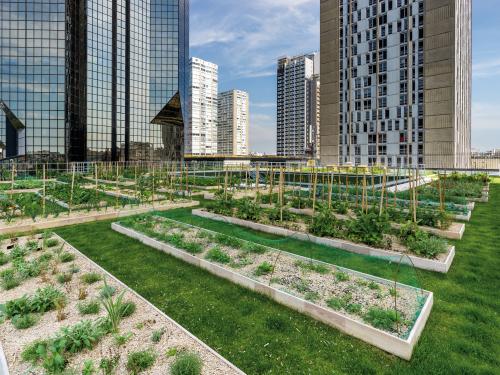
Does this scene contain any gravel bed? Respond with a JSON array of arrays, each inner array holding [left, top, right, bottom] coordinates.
[[0, 234, 241, 375], [123, 216, 429, 339]]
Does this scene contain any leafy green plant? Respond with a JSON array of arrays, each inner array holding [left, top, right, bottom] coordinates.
[[1, 268, 20, 290], [170, 352, 203, 375], [81, 272, 102, 285], [126, 350, 157, 374], [347, 212, 390, 248], [82, 359, 96, 375], [100, 284, 116, 298], [399, 222, 449, 258], [77, 300, 101, 315], [308, 208, 344, 238], [235, 198, 261, 221], [363, 307, 402, 331], [205, 246, 231, 264], [61, 319, 105, 353], [254, 262, 274, 276], [166, 347, 178, 357], [37, 338, 67, 374], [241, 242, 267, 254], [30, 286, 66, 313]]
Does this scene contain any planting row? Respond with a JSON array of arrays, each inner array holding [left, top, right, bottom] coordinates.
[[0, 233, 241, 374], [206, 194, 453, 262]]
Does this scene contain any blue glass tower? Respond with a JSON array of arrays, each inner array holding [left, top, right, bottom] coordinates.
[[0, 0, 189, 162]]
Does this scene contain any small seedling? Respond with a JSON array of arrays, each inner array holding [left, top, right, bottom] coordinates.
[[166, 347, 178, 357], [151, 328, 165, 343], [114, 332, 133, 346], [254, 262, 274, 276]]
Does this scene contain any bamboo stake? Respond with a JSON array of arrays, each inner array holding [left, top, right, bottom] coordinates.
[[69, 164, 76, 214], [10, 165, 15, 199], [279, 167, 284, 222], [379, 167, 387, 216], [42, 164, 46, 217], [328, 169, 333, 209], [312, 169, 318, 215]]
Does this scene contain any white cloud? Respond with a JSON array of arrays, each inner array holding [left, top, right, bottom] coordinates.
[[473, 57, 500, 78], [191, 0, 319, 78]]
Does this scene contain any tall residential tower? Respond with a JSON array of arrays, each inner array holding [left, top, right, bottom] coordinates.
[[218, 90, 249, 156], [0, 0, 189, 162], [187, 57, 218, 155], [277, 53, 321, 159], [320, 0, 471, 168]]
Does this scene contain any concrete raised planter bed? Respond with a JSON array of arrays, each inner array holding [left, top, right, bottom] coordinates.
[[112, 222, 433, 360], [0, 342, 8, 375], [192, 209, 455, 273], [0, 201, 198, 235]]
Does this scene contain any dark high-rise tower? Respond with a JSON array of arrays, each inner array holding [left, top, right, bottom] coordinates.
[[0, 0, 189, 162]]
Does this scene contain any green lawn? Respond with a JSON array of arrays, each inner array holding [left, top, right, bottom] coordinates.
[[55, 179, 500, 374]]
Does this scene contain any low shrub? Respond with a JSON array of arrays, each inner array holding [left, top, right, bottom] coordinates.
[[180, 241, 203, 254], [205, 246, 231, 264], [241, 242, 267, 254], [77, 300, 101, 315], [126, 350, 157, 374], [81, 272, 102, 285], [0, 251, 8, 266], [363, 307, 402, 331], [170, 352, 203, 375], [114, 332, 133, 346], [254, 262, 274, 276], [308, 208, 344, 238], [399, 222, 449, 258], [12, 313, 37, 329]]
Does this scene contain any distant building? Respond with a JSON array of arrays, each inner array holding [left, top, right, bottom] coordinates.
[[320, 0, 472, 168], [277, 52, 320, 158], [218, 90, 249, 156], [187, 57, 218, 155], [308, 74, 321, 159]]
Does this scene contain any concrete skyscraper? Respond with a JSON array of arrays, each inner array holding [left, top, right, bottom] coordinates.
[[218, 90, 249, 156], [320, 0, 471, 168], [187, 57, 218, 155], [277, 52, 321, 158], [0, 0, 189, 162]]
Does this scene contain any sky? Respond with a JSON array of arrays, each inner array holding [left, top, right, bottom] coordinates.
[[190, 0, 500, 154]]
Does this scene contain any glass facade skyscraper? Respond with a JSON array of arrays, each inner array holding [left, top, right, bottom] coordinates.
[[0, 0, 189, 162]]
